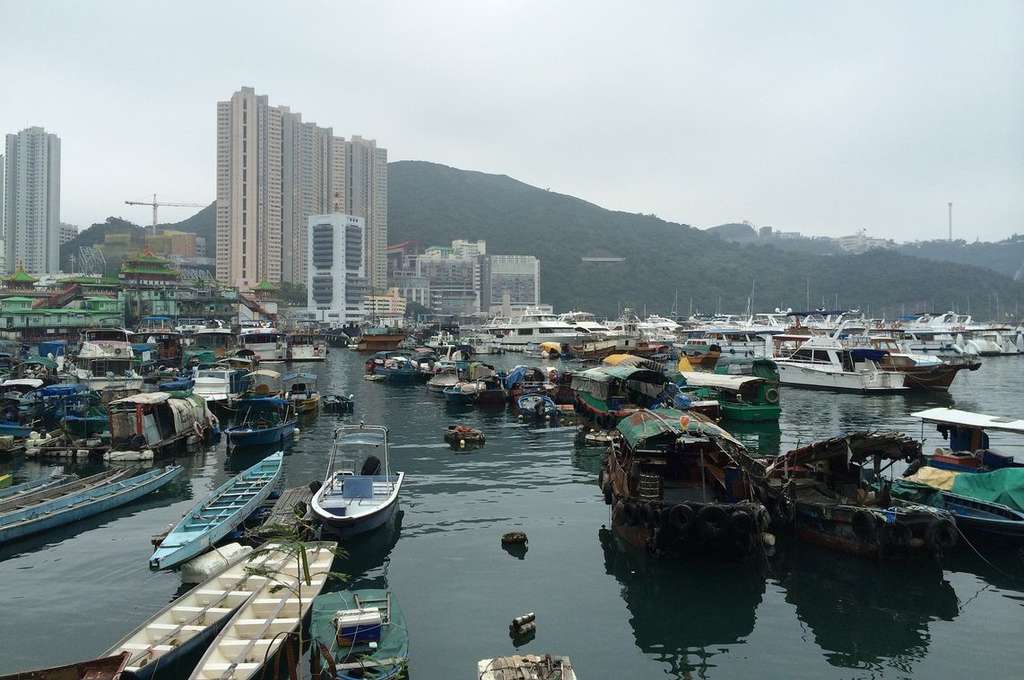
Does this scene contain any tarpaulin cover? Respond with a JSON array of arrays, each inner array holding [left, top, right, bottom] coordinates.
[[905, 465, 1024, 513]]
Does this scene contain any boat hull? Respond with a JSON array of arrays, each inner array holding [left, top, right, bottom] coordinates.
[[775, 363, 906, 392], [225, 421, 296, 449], [0, 467, 182, 545], [720, 402, 781, 422]]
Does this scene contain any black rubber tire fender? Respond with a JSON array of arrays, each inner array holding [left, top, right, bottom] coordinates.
[[851, 509, 879, 542], [603, 483, 613, 505], [730, 509, 756, 537], [698, 504, 729, 540], [668, 504, 695, 533], [622, 501, 640, 526], [926, 518, 958, 552]]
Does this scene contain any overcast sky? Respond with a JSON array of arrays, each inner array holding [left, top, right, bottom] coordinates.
[[2, 1, 1021, 241]]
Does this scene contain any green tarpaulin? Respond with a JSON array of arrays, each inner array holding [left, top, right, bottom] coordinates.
[[950, 467, 1024, 513], [310, 589, 408, 679]]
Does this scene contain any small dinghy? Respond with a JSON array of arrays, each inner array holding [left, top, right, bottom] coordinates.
[[187, 542, 336, 680], [517, 393, 558, 419], [225, 397, 297, 451], [0, 652, 130, 680], [444, 424, 485, 448], [322, 394, 355, 414], [309, 590, 408, 680], [311, 424, 404, 538], [150, 451, 284, 570], [478, 654, 577, 680], [109, 541, 333, 680]]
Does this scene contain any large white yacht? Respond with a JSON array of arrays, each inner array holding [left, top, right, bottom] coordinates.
[[485, 309, 586, 348], [772, 335, 907, 392]]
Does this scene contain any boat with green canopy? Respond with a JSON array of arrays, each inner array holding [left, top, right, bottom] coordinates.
[[309, 589, 408, 680], [676, 359, 781, 422]]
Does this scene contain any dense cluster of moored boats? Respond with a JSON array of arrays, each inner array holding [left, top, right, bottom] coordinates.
[[1, 306, 1022, 680]]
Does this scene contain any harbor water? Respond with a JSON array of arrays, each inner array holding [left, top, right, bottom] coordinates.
[[1, 351, 1023, 678]]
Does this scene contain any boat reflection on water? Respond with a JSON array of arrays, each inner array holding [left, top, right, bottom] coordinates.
[[598, 527, 766, 677], [771, 540, 958, 673], [723, 420, 782, 456], [334, 509, 404, 589]]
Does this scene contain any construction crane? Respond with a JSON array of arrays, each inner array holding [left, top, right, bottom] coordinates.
[[124, 194, 206, 234]]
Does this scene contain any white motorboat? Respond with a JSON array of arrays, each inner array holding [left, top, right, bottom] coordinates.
[[559, 310, 613, 337], [67, 357, 143, 391], [311, 424, 404, 537], [192, 367, 248, 407], [772, 335, 907, 392]]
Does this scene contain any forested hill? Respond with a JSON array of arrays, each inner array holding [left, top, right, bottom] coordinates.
[[389, 161, 1024, 319]]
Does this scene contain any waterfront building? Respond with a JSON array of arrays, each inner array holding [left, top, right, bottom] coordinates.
[[388, 271, 430, 308], [4, 127, 61, 275], [487, 255, 540, 313], [306, 213, 367, 324], [416, 247, 484, 315], [216, 87, 388, 293], [364, 287, 406, 320], [119, 250, 182, 286], [452, 239, 486, 258]]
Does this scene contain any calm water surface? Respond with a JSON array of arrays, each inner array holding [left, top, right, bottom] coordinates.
[[1, 352, 1022, 679]]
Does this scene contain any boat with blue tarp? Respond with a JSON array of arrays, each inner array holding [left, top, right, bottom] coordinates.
[[150, 451, 283, 569]]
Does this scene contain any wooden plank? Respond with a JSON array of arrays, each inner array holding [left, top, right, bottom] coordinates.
[[257, 486, 314, 536]]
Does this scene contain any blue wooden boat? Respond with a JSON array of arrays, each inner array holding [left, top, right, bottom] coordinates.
[[225, 397, 297, 450], [443, 381, 482, 405], [310, 590, 408, 680], [891, 478, 1024, 545], [150, 451, 283, 569], [517, 393, 558, 419], [0, 420, 33, 438], [0, 466, 183, 545], [0, 471, 74, 500]]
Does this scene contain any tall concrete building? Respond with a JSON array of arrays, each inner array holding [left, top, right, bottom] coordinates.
[[216, 87, 388, 293], [306, 213, 367, 323], [4, 127, 61, 274], [488, 255, 540, 312]]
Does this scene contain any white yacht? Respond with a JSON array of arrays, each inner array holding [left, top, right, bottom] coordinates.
[[485, 309, 585, 349], [958, 329, 1024, 356], [238, 327, 287, 362], [559, 310, 613, 336], [772, 335, 906, 392], [287, 331, 327, 361], [78, 328, 134, 359]]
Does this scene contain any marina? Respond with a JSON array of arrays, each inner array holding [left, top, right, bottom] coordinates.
[[1, 342, 1022, 678]]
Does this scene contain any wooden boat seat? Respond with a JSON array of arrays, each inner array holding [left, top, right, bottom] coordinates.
[[234, 616, 300, 634], [148, 622, 206, 634], [173, 605, 233, 620]]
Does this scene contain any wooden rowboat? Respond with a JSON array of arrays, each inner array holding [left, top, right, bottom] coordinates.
[[0, 466, 182, 545], [109, 542, 330, 680], [150, 451, 283, 570], [0, 652, 129, 680], [0, 472, 76, 500], [0, 468, 130, 516], [188, 542, 337, 680]]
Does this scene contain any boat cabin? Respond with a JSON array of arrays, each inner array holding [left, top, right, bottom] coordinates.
[[109, 391, 215, 456], [571, 365, 669, 426], [913, 408, 1024, 471]]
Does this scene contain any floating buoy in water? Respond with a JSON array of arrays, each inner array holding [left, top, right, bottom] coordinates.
[[501, 531, 528, 546]]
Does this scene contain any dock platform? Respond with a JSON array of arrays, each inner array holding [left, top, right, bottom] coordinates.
[[257, 485, 315, 538]]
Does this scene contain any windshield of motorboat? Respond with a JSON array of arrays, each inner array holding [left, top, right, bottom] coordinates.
[[337, 429, 386, 447], [85, 329, 129, 342]]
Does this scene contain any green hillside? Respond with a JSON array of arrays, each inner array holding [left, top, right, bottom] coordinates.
[[389, 161, 1024, 319]]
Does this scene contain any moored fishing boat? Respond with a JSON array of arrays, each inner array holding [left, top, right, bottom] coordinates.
[[150, 451, 284, 570], [238, 326, 287, 363], [355, 327, 407, 352], [602, 408, 770, 559], [0, 468, 129, 515], [676, 359, 781, 422], [426, 363, 459, 394], [287, 331, 327, 362], [0, 471, 74, 500], [570, 364, 670, 428], [911, 407, 1024, 472], [517, 393, 558, 419], [225, 397, 297, 451], [311, 424, 404, 537], [478, 655, 577, 680], [0, 652, 130, 680], [309, 590, 409, 680], [283, 372, 321, 414], [187, 542, 337, 680], [739, 432, 957, 559], [0, 466, 183, 545]]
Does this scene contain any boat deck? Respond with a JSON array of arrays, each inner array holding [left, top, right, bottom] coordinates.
[[258, 485, 314, 536]]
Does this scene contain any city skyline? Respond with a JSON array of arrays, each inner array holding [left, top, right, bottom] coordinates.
[[0, 1, 1021, 242]]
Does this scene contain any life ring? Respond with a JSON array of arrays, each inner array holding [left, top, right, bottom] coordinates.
[[698, 505, 728, 540], [851, 509, 878, 542], [729, 509, 756, 537], [668, 504, 695, 533], [926, 519, 957, 553], [764, 387, 780, 404]]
